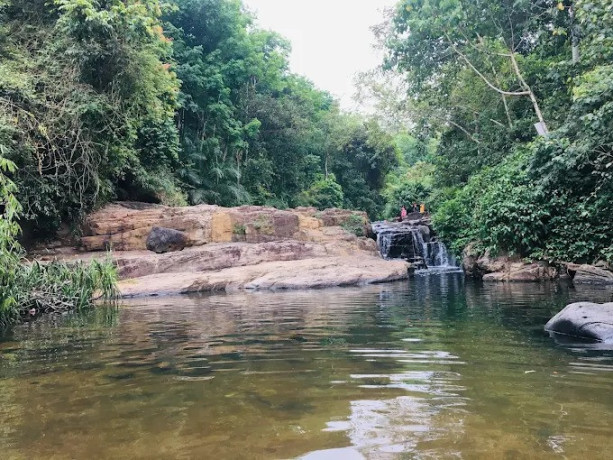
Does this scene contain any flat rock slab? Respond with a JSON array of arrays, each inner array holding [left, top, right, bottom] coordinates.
[[545, 302, 613, 343], [118, 256, 410, 297], [48, 239, 377, 279]]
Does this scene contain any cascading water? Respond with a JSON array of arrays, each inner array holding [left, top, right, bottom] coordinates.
[[371, 219, 462, 274]]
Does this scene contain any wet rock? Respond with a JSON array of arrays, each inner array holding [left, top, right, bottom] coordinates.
[[545, 302, 613, 342], [371, 219, 458, 269], [146, 227, 188, 254], [565, 263, 613, 285], [482, 261, 558, 282], [117, 256, 411, 297]]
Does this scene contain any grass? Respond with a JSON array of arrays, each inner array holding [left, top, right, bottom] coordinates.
[[341, 214, 367, 237], [232, 223, 246, 235], [0, 256, 118, 328]]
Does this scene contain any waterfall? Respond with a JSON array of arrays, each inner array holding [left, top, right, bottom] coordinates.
[[371, 220, 461, 273]]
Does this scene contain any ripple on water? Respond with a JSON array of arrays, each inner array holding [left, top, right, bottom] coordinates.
[[0, 279, 612, 459]]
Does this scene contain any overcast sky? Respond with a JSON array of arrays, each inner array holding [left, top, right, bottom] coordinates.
[[242, 0, 397, 111]]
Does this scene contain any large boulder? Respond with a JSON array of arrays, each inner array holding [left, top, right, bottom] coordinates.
[[565, 263, 613, 285], [545, 302, 613, 342], [482, 261, 558, 282], [146, 227, 188, 254]]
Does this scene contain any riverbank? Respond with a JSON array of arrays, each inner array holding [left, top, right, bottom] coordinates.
[[462, 243, 613, 285], [35, 202, 410, 297], [369, 217, 613, 285]]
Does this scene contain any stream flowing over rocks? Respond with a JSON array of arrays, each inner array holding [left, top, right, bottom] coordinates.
[[370, 214, 461, 273]]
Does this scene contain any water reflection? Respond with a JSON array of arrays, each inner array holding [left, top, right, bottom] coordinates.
[[0, 277, 611, 459]]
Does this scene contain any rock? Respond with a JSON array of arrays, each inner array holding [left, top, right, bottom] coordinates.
[[460, 244, 613, 284], [477, 251, 508, 274], [117, 256, 411, 297], [462, 243, 481, 278], [79, 202, 370, 252], [545, 302, 613, 342], [565, 263, 613, 285], [68, 241, 328, 278], [310, 208, 368, 228], [371, 219, 459, 269], [482, 261, 558, 282], [462, 246, 559, 282], [417, 225, 430, 239], [146, 227, 188, 254], [40, 202, 397, 298]]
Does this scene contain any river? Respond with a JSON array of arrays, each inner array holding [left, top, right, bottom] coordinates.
[[1, 275, 612, 459]]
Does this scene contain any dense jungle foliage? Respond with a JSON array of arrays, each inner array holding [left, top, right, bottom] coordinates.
[[380, 0, 613, 264], [0, 154, 117, 326], [1, 0, 611, 293], [0, 0, 397, 241]]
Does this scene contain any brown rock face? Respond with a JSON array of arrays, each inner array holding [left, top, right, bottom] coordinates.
[[80, 202, 369, 252], [565, 263, 613, 285], [462, 246, 613, 283], [45, 202, 395, 297], [462, 246, 560, 282], [482, 261, 558, 282], [461, 243, 480, 278]]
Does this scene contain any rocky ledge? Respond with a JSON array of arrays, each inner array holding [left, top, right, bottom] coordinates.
[[37, 202, 409, 297], [462, 244, 613, 284], [118, 256, 409, 297]]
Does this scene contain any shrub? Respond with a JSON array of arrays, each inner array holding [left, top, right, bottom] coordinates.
[[297, 174, 344, 210], [341, 214, 367, 237], [0, 154, 117, 327]]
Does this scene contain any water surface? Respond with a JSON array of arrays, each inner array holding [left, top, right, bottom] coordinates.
[[1, 276, 612, 459]]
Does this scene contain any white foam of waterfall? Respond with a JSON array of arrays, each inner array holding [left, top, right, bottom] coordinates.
[[371, 221, 462, 274]]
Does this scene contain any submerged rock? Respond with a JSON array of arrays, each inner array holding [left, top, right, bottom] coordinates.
[[545, 302, 613, 343], [146, 227, 188, 254]]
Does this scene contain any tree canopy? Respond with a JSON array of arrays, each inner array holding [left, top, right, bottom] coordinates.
[[379, 0, 613, 263], [0, 0, 398, 243]]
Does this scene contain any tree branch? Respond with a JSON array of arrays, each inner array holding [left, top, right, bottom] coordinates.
[[445, 35, 530, 97]]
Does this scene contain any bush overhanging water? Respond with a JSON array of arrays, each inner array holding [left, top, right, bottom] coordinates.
[[0, 154, 117, 327]]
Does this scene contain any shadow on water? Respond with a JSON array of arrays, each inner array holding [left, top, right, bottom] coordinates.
[[0, 276, 612, 459]]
